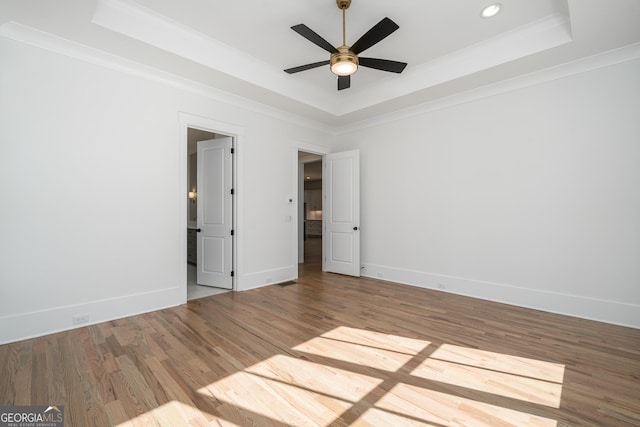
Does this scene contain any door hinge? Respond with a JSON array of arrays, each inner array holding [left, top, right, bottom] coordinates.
[[231, 148, 235, 154], [231, 271, 234, 277], [230, 188, 234, 195], [230, 229, 234, 236]]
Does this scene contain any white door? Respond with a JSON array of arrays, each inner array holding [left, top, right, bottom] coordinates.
[[197, 137, 233, 289], [323, 149, 360, 276]]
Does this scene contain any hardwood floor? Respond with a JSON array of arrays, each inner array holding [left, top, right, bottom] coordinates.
[[1, 239, 639, 426]]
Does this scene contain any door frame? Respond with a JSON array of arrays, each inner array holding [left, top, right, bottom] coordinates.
[[179, 113, 243, 298], [293, 143, 330, 275]]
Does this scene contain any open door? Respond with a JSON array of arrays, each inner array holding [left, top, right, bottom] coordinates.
[[323, 149, 360, 276], [196, 137, 233, 289]]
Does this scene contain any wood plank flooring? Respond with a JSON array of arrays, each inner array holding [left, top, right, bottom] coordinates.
[[1, 238, 639, 426]]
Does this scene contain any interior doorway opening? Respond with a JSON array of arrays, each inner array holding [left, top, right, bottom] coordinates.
[[298, 151, 323, 276]]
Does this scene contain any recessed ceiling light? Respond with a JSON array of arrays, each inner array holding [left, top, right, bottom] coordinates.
[[481, 3, 502, 18]]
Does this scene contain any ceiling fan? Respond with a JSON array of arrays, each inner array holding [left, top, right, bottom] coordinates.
[[284, 0, 407, 91]]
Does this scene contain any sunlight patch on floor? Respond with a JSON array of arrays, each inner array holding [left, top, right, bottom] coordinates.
[[411, 347, 564, 407], [199, 355, 384, 425], [320, 326, 431, 355], [360, 384, 557, 427], [431, 344, 565, 383], [293, 326, 431, 371], [197, 326, 563, 426], [243, 354, 384, 402]]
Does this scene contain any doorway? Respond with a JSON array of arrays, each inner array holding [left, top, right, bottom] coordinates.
[[296, 148, 362, 279], [298, 151, 323, 276], [186, 128, 233, 300]]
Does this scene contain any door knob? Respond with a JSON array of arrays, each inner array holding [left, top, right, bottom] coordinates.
[[353, 226, 359, 231], [196, 228, 202, 232]]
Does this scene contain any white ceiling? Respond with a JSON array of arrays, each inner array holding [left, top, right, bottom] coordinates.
[[2, 0, 640, 127]]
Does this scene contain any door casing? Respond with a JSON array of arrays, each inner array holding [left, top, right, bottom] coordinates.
[[179, 113, 243, 297], [294, 145, 361, 278]]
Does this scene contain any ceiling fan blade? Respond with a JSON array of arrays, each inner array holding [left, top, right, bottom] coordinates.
[[338, 75, 350, 91], [350, 17, 399, 55], [291, 24, 338, 54], [359, 57, 407, 73], [284, 60, 330, 74]]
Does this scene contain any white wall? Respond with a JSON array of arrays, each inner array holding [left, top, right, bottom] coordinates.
[[333, 58, 640, 328], [0, 37, 331, 343]]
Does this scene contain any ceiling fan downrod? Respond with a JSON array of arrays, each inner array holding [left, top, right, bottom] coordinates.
[[337, 0, 350, 45]]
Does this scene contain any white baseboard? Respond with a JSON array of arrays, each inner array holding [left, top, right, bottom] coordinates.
[[362, 263, 640, 329], [239, 266, 298, 291], [0, 286, 185, 344], [4, 263, 635, 344]]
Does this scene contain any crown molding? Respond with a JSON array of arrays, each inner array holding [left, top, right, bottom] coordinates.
[[0, 21, 330, 134], [339, 12, 573, 115], [92, 0, 336, 114], [334, 41, 640, 135], [3, 19, 639, 137]]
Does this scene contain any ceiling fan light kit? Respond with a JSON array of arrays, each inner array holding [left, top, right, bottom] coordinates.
[[330, 47, 358, 76], [284, 0, 407, 90]]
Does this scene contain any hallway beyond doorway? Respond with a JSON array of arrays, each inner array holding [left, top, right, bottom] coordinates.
[[299, 235, 321, 276]]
